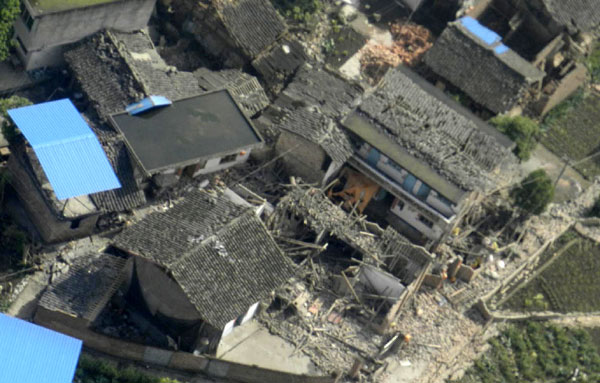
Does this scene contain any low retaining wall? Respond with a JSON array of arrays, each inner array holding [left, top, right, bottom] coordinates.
[[35, 307, 339, 383]]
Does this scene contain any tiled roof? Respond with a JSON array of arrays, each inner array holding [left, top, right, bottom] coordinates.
[[113, 191, 246, 266], [252, 37, 308, 86], [65, 30, 199, 119], [171, 213, 295, 328], [89, 140, 146, 212], [38, 253, 127, 321], [277, 107, 354, 164], [194, 68, 270, 116], [424, 19, 545, 114], [275, 65, 363, 119], [345, 65, 513, 193], [113, 190, 294, 328], [215, 0, 286, 57], [541, 0, 600, 32]]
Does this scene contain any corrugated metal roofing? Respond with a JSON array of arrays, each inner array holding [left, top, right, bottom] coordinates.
[[7, 99, 121, 200], [459, 16, 502, 46], [126, 95, 172, 115], [0, 313, 82, 383]]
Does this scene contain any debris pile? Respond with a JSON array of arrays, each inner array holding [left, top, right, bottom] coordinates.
[[360, 22, 433, 83]]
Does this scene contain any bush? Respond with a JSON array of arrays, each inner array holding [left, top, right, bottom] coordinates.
[[0, 0, 20, 61], [75, 355, 182, 383], [587, 43, 600, 83], [490, 115, 540, 161], [0, 95, 32, 145], [511, 169, 554, 215], [271, 0, 322, 24]]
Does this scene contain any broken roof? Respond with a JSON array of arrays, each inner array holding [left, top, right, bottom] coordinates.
[[113, 190, 295, 328], [194, 68, 269, 116], [424, 18, 545, 114], [252, 37, 308, 86], [272, 185, 433, 267], [541, 0, 600, 33], [110, 90, 263, 174], [214, 0, 286, 58], [25, 0, 119, 15], [65, 30, 199, 119], [277, 107, 354, 164], [275, 65, 364, 119], [343, 65, 514, 199], [38, 253, 127, 321]]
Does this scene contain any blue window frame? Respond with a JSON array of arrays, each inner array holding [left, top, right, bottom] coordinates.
[[416, 182, 431, 201], [402, 174, 417, 193], [366, 148, 381, 167]]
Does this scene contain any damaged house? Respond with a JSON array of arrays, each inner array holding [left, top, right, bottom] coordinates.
[[13, 0, 155, 69], [268, 185, 433, 336], [428, 0, 599, 115], [340, 65, 514, 247], [65, 30, 265, 189], [171, 0, 307, 87], [263, 65, 364, 184], [424, 16, 545, 115], [6, 99, 145, 243], [112, 190, 296, 353]]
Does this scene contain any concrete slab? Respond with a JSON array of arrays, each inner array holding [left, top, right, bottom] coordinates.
[[216, 320, 321, 375], [382, 358, 428, 383]]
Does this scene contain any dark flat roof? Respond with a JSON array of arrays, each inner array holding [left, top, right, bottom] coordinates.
[[110, 90, 263, 174]]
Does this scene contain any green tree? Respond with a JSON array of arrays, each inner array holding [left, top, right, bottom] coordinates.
[[490, 115, 540, 161], [0, 95, 31, 144], [0, 0, 20, 61], [511, 169, 554, 215]]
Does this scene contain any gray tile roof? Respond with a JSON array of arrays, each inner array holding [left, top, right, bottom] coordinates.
[[424, 20, 545, 114], [276, 65, 364, 119], [541, 0, 600, 33], [215, 0, 286, 57], [65, 30, 200, 120], [345, 65, 514, 194], [277, 107, 354, 164], [90, 140, 146, 212], [194, 68, 270, 116], [252, 37, 308, 86], [38, 253, 127, 321], [113, 190, 295, 328]]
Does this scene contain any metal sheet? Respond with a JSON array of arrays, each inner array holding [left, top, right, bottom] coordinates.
[[459, 16, 502, 46], [126, 95, 172, 115], [7, 99, 121, 200], [0, 313, 82, 383]]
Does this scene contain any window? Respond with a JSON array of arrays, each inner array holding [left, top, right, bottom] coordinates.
[[417, 214, 434, 229], [220, 153, 238, 164], [21, 4, 34, 30], [15, 36, 27, 54], [394, 198, 405, 211], [70, 218, 82, 229], [415, 182, 431, 201]]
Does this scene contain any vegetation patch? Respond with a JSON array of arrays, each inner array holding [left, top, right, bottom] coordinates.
[[541, 91, 600, 179], [511, 169, 554, 215], [271, 0, 323, 25], [490, 115, 539, 161], [452, 323, 600, 383], [323, 24, 366, 68], [502, 230, 600, 313], [75, 355, 181, 383], [587, 42, 600, 83]]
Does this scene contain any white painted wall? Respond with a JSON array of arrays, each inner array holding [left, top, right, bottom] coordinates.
[[390, 197, 446, 241], [193, 150, 251, 177], [360, 265, 405, 301], [241, 302, 260, 325]]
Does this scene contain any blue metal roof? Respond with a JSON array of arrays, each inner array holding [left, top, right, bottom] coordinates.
[[0, 313, 82, 383], [494, 44, 509, 54], [126, 95, 172, 115], [459, 16, 502, 46], [7, 99, 121, 200]]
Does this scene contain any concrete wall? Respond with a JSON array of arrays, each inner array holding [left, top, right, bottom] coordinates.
[[389, 196, 446, 241], [535, 63, 587, 116], [7, 155, 99, 243], [276, 131, 329, 184], [14, 0, 155, 69], [135, 257, 203, 323], [193, 149, 252, 176], [35, 307, 339, 383]]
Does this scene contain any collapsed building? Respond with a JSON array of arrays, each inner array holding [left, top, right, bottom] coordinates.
[[427, 0, 600, 115], [171, 0, 307, 88], [112, 190, 296, 354], [262, 185, 434, 373], [339, 65, 515, 247]]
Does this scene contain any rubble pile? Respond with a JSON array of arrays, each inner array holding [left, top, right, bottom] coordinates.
[[360, 22, 432, 83]]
